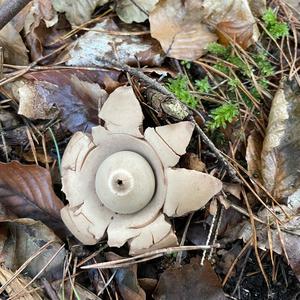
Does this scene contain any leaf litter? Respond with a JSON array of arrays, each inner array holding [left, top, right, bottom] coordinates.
[[0, 0, 300, 299]]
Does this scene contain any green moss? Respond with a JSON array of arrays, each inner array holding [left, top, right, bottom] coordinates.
[[166, 75, 198, 108], [195, 76, 212, 93], [262, 8, 289, 39], [207, 102, 239, 130]]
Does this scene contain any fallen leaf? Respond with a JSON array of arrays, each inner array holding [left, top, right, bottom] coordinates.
[[24, 2, 70, 62], [116, 0, 158, 23], [52, 0, 109, 25], [261, 80, 300, 205], [0, 161, 64, 230], [0, 266, 43, 299], [149, 0, 217, 60], [64, 19, 164, 67], [205, 0, 258, 48], [0, 23, 28, 65], [4, 69, 119, 132], [153, 258, 226, 300], [240, 205, 300, 281], [106, 252, 146, 300], [149, 0, 257, 60], [0, 217, 66, 280]]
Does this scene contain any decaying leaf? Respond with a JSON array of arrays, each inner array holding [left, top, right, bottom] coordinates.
[[261, 80, 300, 206], [0, 266, 43, 299], [0, 217, 66, 280], [149, 0, 217, 60], [149, 0, 257, 60], [0, 161, 64, 230], [4, 69, 119, 132], [24, 1, 70, 61], [116, 0, 159, 23], [0, 23, 28, 65], [240, 205, 300, 281], [153, 258, 226, 300], [52, 0, 109, 25], [204, 0, 258, 49], [106, 252, 146, 300], [64, 19, 164, 67]]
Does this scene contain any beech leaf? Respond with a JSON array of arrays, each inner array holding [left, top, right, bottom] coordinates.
[[261, 80, 300, 205], [0, 161, 64, 229]]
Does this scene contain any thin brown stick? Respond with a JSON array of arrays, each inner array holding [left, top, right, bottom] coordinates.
[[81, 244, 221, 270], [0, 0, 32, 31]]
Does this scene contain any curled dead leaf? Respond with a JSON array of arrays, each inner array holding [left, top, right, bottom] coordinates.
[[149, 0, 217, 60], [0, 23, 28, 65], [261, 80, 300, 205], [3, 69, 120, 132], [0, 161, 64, 230], [149, 0, 258, 60]]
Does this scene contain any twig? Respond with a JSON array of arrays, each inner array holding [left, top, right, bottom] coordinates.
[[0, 0, 32, 31], [189, 116, 239, 181], [97, 57, 239, 181], [81, 244, 221, 270]]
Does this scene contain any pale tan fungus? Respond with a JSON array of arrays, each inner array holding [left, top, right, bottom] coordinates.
[[61, 86, 222, 253]]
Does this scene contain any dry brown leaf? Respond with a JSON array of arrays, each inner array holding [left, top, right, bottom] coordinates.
[[153, 258, 226, 300], [116, 0, 159, 23], [149, 0, 217, 60], [106, 252, 146, 300], [0, 217, 66, 280], [0, 161, 64, 230], [4, 69, 119, 132], [64, 19, 164, 67], [0, 266, 43, 299], [240, 206, 300, 281], [23, 1, 70, 61], [52, 0, 109, 25], [204, 0, 258, 48], [149, 0, 257, 60], [0, 23, 28, 65], [261, 80, 300, 205]]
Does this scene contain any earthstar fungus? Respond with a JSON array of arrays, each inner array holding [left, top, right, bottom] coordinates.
[[61, 86, 222, 254]]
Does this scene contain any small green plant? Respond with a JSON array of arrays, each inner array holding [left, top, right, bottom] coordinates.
[[253, 51, 274, 76], [213, 62, 229, 75], [228, 56, 251, 77], [262, 8, 289, 39], [195, 76, 212, 93], [207, 42, 230, 58], [166, 75, 198, 108], [181, 60, 192, 69], [228, 78, 240, 90], [207, 102, 239, 130]]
